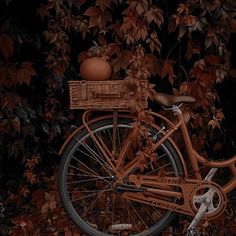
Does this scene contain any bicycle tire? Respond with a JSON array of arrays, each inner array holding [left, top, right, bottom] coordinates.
[[59, 116, 184, 236]]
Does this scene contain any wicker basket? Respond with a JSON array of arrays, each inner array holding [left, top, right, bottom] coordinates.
[[69, 80, 148, 110]]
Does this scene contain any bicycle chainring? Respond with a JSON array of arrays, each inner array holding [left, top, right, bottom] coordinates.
[[190, 182, 227, 220]]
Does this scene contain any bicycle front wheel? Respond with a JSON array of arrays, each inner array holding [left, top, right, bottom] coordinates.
[[59, 116, 184, 236]]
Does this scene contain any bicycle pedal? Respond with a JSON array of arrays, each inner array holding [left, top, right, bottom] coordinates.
[[186, 227, 200, 236]]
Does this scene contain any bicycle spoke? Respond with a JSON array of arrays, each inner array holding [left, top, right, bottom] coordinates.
[[71, 188, 113, 202], [67, 176, 111, 184], [74, 137, 113, 176], [127, 200, 148, 230], [145, 162, 172, 175], [71, 156, 110, 184]]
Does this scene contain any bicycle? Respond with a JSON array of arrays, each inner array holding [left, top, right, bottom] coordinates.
[[58, 80, 236, 236]]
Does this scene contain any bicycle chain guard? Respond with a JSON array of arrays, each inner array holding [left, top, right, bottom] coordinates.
[[121, 175, 227, 219]]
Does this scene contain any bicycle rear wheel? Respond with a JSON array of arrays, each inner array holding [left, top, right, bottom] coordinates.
[[59, 115, 184, 236]]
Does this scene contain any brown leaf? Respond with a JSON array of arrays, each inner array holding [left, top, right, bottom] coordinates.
[[89, 14, 102, 28], [230, 19, 236, 32], [84, 7, 100, 16], [19, 185, 30, 198], [41, 202, 49, 214], [23, 170, 37, 184], [10, 117, 21, 133], [12, 218, 27, 227], [1, 92, 21, 112], [229, 69, 236, 78], [161, 60, 174, 84], [32, 189, 45, 209], [145, 7, 164, 28], [205, 55, 220, 65], [0, 119, 9, 133], [145, 54, 160, 76], [17, 62, 37, 85]]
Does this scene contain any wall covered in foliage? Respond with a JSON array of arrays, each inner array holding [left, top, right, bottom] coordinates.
[[0, 0, 236, 235]]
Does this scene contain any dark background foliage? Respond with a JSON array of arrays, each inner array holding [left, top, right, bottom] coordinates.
[[0, 0, 236, 235]]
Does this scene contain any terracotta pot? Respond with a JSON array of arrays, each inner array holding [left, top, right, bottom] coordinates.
[[80, 57, 112, 81]]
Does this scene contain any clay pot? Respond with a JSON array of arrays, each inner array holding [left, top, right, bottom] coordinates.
[[80, 57, 112, 81]]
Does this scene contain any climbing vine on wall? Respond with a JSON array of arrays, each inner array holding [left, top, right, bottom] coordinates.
[[0, 0, 236, 235]]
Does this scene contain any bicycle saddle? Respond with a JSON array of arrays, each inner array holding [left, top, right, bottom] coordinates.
[[153, 92, 196, 107]]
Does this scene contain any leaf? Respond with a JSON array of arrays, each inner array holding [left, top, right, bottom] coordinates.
[[32, 189, 45, 209], [89, 14, 102, 28], [177, 3, 189, 14], [229, 69, 236, 78], [0, 119, 9, 133], [213, 142, 223, 151], [146, 32, 161, 53], [0, 34, 14, 59], [23, 170, 37, 184], [12, 218, 28, 227], [145, 54, 161, 76], [10, 117, 21, 133], [41, 202, 49, 214], [168, 15, 178, 32], [161, 60, 174, 84], [17, 62, 37, 85], [205, 55, 220, 65], [1, 92, 21, 112], [178, 24, 186, 39], [230, 19, 236, 33], [208, 119, 220, 130], [136, 0, 148, 15], [19, 185, 30, 198], [84, 7, 100, 16], [145, 7, 164, 29]]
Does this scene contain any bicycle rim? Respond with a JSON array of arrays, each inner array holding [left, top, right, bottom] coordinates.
[[59, 117, 184, 236]]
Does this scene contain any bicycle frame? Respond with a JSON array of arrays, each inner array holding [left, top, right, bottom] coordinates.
[[59, 107, 236, 195], [60, 106, 236, 218]]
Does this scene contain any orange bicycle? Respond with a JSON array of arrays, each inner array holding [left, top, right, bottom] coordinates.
[[58, 80, 236, 236]]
